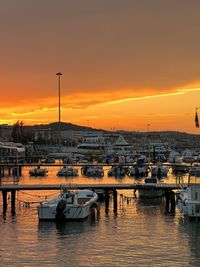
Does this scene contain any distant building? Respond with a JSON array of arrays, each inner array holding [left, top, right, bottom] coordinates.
[[0, 141, 25, 162], [61, 130, 105, 144], [0, 124, 12, 142], [61, 130, 84, 142], [34, 128, 56, 143]]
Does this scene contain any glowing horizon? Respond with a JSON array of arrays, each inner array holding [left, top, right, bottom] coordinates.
[[1, 1, 200, 134], [1, 86, 200, 135]]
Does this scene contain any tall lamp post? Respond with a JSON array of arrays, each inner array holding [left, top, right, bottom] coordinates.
[[56, 72, 62, 151]]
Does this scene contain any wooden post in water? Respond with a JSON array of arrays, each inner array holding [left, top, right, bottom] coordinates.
[[12, 167, 15, 176], [113, 189, 118, 213], [165, 189, 170, 214], [2, 190, 8, 212], [0, 167, 5, 177], [11, 190, 16, 214], [170, 190, 176, 214], [19, 166, 22, 176], [164, 189, 176, 215], [105, 189, 110, 213]]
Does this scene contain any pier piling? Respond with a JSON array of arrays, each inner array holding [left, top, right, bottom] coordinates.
[[105, 189, 110, 213], [170, 191, 176, 214], [165, 190, 170, 213], [2, 190, 8, 212], [165, 189, 176, 215], [0, 183, 182, 216], [11, 190, 16, 213], [113, 189, 118, 213], [0, 167, 5, 177]]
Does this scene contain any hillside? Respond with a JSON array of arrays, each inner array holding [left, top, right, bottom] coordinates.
[[31, 122, 107, 132]]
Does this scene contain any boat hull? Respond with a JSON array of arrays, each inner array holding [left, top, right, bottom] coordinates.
[[177, 185, 200, 218], [138, 189, 164, 199], [57, 167, 78, 177], [37, 189, 98, 220], [38, 202, 93, 220], [177, 200, 200, 218], [29, 169, 48, 176]]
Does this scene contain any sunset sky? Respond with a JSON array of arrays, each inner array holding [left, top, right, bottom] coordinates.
[[1, 1, 200, 133]]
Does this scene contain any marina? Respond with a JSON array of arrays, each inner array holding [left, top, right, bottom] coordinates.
[[0, 182, 181, 212], [0, 164, 200, 266], [1, 136, 199, 266], [0, 162, 188, 217], [2, 1, 200, 265], [0, 144, 200, 266]]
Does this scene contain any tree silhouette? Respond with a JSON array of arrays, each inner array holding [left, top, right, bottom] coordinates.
[[11, 121, 24, 143]]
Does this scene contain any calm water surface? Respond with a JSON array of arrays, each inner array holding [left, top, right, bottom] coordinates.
[[0, 166, 200, 266]]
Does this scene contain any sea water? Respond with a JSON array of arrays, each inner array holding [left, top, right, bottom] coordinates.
[[0, 166, 200, 267]]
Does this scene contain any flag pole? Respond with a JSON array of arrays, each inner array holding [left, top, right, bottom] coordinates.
[[195, 107, 199, 128]]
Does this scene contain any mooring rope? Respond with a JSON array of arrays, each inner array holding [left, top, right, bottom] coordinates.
[[16, 198, 42, 207], [18, 190, 58, 198]]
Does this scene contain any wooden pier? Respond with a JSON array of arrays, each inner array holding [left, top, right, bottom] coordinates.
[[0, 183, 183, 215], [0, 162, 192, 168]]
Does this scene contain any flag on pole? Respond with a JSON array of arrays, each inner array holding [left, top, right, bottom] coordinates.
[[195, 109, 199, 128]]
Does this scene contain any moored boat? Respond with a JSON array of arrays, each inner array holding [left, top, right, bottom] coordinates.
[[107, 166, 127, 177], [189, 165, 200, 176], [177, 184, 200, 219], [37, 188, 98, 220], [29, 167, 48, 176], [137, 178, 164, 199], [57, 166, 78, 177], [171, 163, 188, 175], [81, 166, 104, 177], [177, 173, 200, 219], [151, 164, 169, 178], [127, 166, 148, 178]]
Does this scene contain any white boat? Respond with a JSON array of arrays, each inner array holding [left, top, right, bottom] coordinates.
[[137, 178, 164, 199], [127, 166, 148, 177], [189, 165, 200, 176], [37, 188, 98, 220], [77, 133, 133, 157], [107, 166, 127, 177], [171, 163, 188, 175], [106, 135, 133, 156], [81, 166, 104, 177], [57, 166, 78, 177], [151, 165, 169, 177], [41, 158, 55, 164], [168, 150, 182, 163], [177, 183, 200, 219], [182, 149, 195, 163], [29, 167, 48, 176]]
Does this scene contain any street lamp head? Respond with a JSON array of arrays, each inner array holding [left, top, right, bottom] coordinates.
[[56, 72, 63, 76]]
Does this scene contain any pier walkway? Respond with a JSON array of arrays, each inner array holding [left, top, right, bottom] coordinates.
[[0, 183, 184, 191], [0, 162, 192, 168], [0, 183, 185, 215]]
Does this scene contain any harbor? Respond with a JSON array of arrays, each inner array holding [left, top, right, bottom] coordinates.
[[0, 163, 199, 266], [0, 182, 181, 214], [1, 138, 199, 266], [2, 1, 200, 265], [0, 162, 188, 216]]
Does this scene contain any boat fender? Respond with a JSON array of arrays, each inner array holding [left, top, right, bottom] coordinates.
[[91, 202, 98, 209], [56, 199, 67, 220], [175, 194, 181, 204], [90, 202, 100, 213]]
